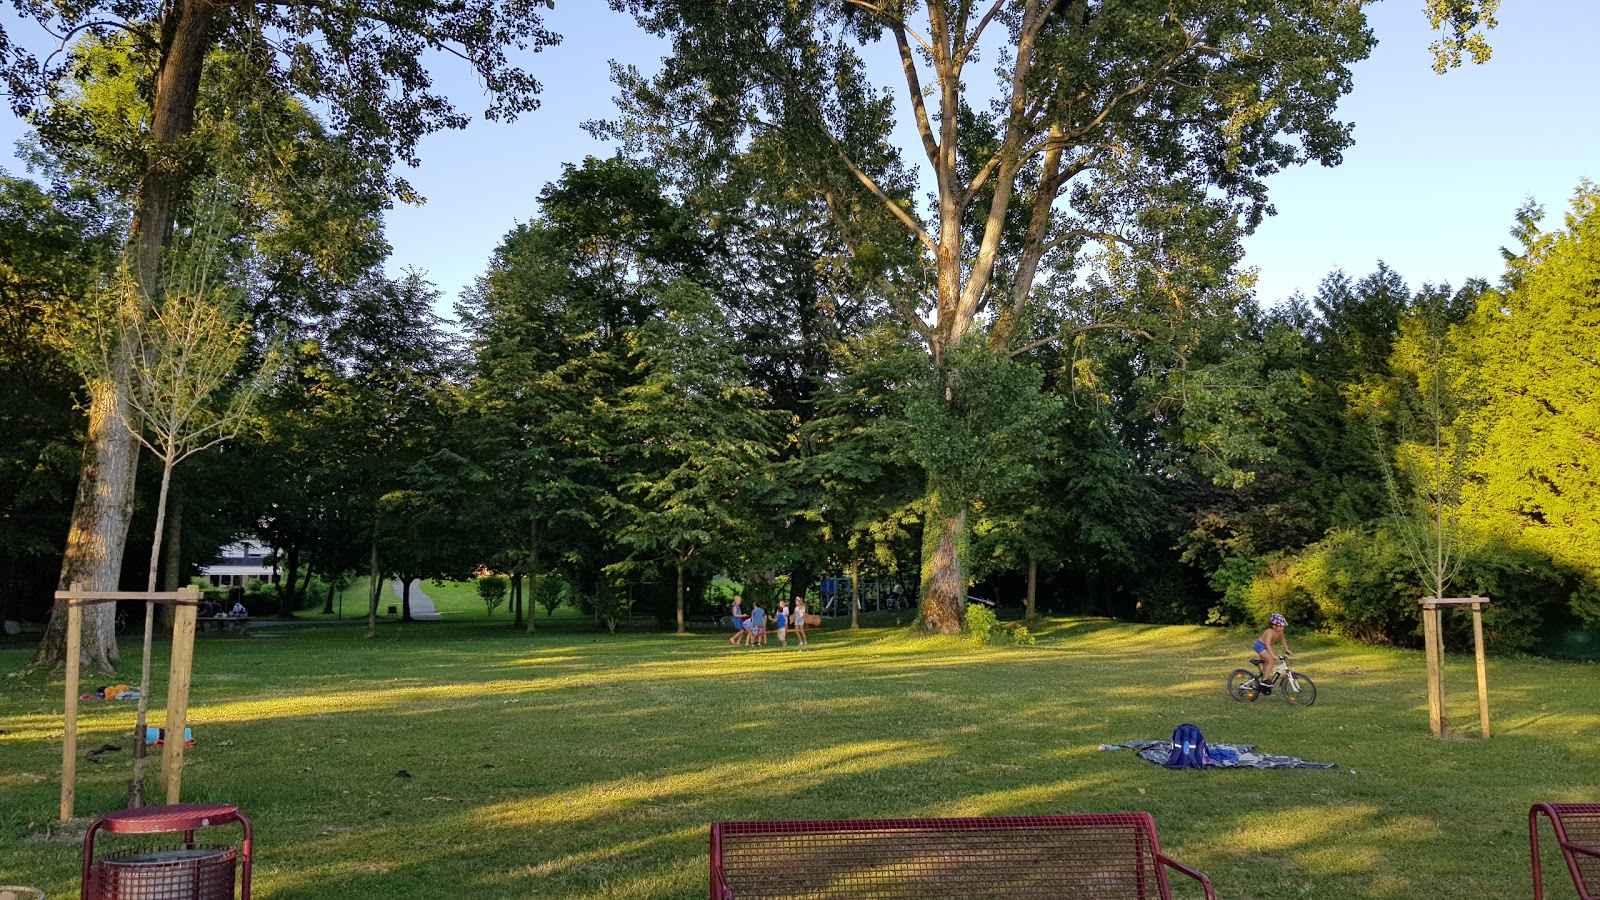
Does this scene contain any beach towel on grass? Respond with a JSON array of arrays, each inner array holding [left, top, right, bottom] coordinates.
[[1121, 740, 1336, 770]]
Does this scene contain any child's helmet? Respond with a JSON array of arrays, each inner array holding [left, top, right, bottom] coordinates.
[[1269, 613, 1287, 626]]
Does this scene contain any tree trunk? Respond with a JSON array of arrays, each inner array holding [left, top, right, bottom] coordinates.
[[1026, 557, 1037, 620], [917, 489, 968, 634], [322, 580, 335, 615], [365, 541, 381, 638], [675, 560, 686, 634], [158, 493, 183, 635], [401, 577, 413, 622], [32, 381, 137, 673], [524, 519, 540, 635], [511, 571, 524, 627], [849, 558, 860, 630], [276, 543, 301, 618], [130, 457, 179, 807]]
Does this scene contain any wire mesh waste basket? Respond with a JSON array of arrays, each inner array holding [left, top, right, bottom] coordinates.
[[87, 848, 236, 899], [82, 804, 252, 900]]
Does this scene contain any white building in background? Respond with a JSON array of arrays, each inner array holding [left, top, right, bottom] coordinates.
[[198, 538, 278, 588]]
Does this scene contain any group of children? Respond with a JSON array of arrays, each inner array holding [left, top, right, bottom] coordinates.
[[727, 595, 809, 648]]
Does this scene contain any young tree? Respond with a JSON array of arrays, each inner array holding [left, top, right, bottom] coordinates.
[[95, 230, 275, 805], [477, 576, 509, 616]]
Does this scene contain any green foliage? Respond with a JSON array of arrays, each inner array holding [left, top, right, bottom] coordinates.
[[590, 581, 635, 635], [534, 575, 567, 618], [1455, 183, 1600, 630], [1245, 527, 1583, 653], [1009, 625, 1037, 647], [476, 575, 509, 616], [965, 603, 998, 644]]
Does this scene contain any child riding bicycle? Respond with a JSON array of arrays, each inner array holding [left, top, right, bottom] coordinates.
[[1254, 613, 1292, 693]]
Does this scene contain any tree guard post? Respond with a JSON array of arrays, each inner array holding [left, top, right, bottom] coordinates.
[[162, 585, 201, 803], [55, 584, 206, 820], [61, 582, 83, 822], [1420, 596, 1491, 739]]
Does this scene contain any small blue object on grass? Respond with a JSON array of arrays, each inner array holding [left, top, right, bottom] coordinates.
[[144, 726, 194, 747]]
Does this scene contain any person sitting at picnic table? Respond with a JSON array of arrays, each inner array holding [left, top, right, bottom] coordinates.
[[198, 598, 220, 618], [229, 601, 248, 618]]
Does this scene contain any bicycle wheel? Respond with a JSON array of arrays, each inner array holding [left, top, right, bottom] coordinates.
[[1227, 669, 1259, 701], [1284, 672, 1317, 707]]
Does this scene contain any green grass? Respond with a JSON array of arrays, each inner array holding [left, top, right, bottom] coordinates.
[[1, 612, 1596, 898], [295, 576, 589, 623]]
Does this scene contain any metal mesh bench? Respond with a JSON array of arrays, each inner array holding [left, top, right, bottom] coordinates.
[[1532, 803, 1600, 899], [710, 813, 1214, 899]]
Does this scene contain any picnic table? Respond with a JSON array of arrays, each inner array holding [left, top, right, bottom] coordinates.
[[197, 615, 250, 636]]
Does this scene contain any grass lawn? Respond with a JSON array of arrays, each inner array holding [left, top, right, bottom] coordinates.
[[1, 608, 1596, 898]]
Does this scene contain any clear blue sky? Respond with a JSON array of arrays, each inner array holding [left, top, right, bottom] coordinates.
[[3, 3, 1595, 313]]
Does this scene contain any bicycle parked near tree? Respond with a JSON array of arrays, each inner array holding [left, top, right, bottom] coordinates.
[[1228, 652, 1317, 706]]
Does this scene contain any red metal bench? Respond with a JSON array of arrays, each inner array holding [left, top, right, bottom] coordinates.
[[1532, 803, 1600, 899], [710, 813, 1214, 899]]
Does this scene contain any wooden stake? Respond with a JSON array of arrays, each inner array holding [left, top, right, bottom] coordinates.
[[1423, 603, 1445, 737], [162, 586, 200, 804], [61, 584, 82, 822], [1473, 605, 1490, 739]]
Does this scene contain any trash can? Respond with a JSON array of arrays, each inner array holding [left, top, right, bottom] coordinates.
[[82, 804, 252, 900], [88, 847, 236, 899]]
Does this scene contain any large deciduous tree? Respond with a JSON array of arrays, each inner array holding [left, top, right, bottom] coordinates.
[[611, 0, 1380, 632], [6, 0, 557, 670]]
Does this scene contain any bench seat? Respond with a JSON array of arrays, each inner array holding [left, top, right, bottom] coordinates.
[[711, 813, 1214, 899]]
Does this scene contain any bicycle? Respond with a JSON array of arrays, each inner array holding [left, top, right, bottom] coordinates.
[[1227, 653, 1317, 706]]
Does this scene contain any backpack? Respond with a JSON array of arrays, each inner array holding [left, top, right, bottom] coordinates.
[[1164, 723, 1209, 769]]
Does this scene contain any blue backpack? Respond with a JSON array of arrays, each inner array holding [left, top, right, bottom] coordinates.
[[1164, 723, 1209, 769]]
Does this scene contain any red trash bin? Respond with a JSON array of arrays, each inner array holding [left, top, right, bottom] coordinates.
[[82, 804, 252, 900]]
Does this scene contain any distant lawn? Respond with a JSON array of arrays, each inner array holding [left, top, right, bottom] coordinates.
[[1, 615, 1596, 898], [298, 577, 591, 624]]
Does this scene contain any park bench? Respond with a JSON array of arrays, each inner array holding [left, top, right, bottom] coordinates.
[[710, 813, 1215, 899], [1531, 802, 1600, 899], [197, 616, 249, 636]]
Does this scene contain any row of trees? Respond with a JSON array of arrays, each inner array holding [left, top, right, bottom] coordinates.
[[9, 1, 1568, 673]]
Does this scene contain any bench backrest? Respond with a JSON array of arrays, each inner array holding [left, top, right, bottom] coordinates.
[[712, 813, 1173, 899]]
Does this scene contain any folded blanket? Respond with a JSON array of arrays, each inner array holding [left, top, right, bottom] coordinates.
[[1120, 739, 1336, 770]]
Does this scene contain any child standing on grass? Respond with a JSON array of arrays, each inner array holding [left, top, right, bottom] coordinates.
[[791, 596, 808, 647], [747, 600, 767, 647], [774, 600, 789, 647]]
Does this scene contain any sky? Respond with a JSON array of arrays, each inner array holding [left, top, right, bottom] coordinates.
[[3, 3, 1596, 315]]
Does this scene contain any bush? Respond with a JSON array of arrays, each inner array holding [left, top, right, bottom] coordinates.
[[1244, 527, 1583, 653], [966, 603, 998, 644], [477, 575, 509, 616], [1010, 624, 1037, 646], [534, 575, 566, 617]]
